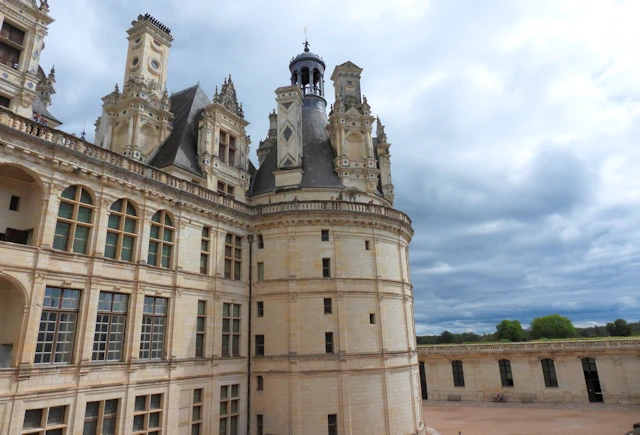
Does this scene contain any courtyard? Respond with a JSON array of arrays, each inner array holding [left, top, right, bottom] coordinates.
[[423, 401, 640, 434]]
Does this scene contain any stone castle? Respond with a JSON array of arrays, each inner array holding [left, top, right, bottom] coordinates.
[[0, 2, 425, 434]]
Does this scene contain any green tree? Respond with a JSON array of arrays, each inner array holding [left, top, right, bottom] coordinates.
[[530, 314, 576, 339], [495, 319, 526, 342], [438, 330, 454, 344], [606, 318, 632, 337]]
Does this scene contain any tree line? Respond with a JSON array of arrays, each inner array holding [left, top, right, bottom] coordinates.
[[417, 315, 640, 345]]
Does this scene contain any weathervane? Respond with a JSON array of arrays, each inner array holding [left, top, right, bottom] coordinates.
[[303, 26, 309, 52]]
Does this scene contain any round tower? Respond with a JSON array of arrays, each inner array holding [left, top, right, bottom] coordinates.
[[250, 44, 425, 435]]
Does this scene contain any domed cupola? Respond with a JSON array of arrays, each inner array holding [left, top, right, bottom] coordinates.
[[289, 41, 326, 106]]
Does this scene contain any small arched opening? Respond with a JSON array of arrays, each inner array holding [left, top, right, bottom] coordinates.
[[301, 67, 310, 93], [0, 163, 45, 246], [0, 274, 27, 368], [312, 68, 322, 95], [345, 132, 365, 161]]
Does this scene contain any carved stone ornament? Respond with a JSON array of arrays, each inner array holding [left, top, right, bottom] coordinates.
[[213, 76, 244, 118]]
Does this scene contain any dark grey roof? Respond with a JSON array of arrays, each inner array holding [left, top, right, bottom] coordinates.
[[249, 99, 344, 196], [149, 84, 210, 177], [32, 95, 61, 124]]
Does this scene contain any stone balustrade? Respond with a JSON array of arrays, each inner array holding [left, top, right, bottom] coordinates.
[[0, 106, 411, 225]]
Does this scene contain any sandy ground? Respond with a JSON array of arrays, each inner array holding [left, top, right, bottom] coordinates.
[[423, 401, 640, 435]]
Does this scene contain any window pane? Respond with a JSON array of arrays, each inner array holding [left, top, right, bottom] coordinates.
[[110, 199, 123, 211], [194, 389, 202, 403], [102, 416, 117, 435], [73, 225, 90, 254], [85, 401, 99, 418], [23, 409, 43, 429], [107, 214, 120, 230], [192, 405, 201, 421], [104, 232, 117, 259], [150, 225, 160, 240], [135, 396, 146, 411], [62, 290, 80, 309], [163, 228, 173, 242], [83, 420, 98, 435], [133, 414, 144, 431], [53, 221, 70, 250], [47, 406, 66, 424], [149, 411, 160, 428], [124, 218, 136, 233], [77, 206, 93, 223], [80, 189, 92, 204], [126, 201, 136, 215], [150, 394, 162, 409], [197, 317, 205, 332], [232, 304, 240, 317], [61, 186, 76, 200], [151, 211, 161, 223], [57, 201, 74, 219], [104, 399, 118, 415], [197, 301, 206, 315]]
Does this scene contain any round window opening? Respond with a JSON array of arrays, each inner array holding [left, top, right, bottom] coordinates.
[[132, 57, 139, 66], [153, 39, 161, 47], [151, 60, 160, 70], [135, 37, 141, 43]]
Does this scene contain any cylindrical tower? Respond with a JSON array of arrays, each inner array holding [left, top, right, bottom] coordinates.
[[249, 43, 425, 435]]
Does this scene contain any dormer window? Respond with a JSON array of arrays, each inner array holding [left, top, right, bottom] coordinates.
[[0, 22, 24, 46], [218, 130, 236, 166], [0, 21, 24, 69]]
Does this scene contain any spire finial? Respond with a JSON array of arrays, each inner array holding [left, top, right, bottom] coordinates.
[[303, 26, 310, 52]]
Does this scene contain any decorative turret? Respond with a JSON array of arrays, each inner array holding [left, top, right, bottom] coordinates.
[[195, 76, 251, 200], [257, 110, 277, 165], [36, 66, 55, 108], [94, 13, 174, 161], [289, 40, 326, 101], [375, 116, 394, 203], [0, 0, 54, 118], [328, 62, 381, 197]]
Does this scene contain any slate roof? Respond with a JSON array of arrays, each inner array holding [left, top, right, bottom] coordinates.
[[248, 101, 344, 196], [148, 84, 210, 177], [32, 95, 61, 124]]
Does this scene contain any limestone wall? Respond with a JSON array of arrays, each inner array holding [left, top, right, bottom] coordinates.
[[419, 340, 640, 404]]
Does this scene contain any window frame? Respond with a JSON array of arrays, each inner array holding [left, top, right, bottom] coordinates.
[[35, 287, 81, 365], [257, 375, 264, 391], [255, 335, 265, 356], [22, 405, 69, 435], [147, 210, 174, 269], [257, 234, 264, 249], [325, 332, 334, 354], [105, 198, 139, 262], [499, 359, 514, 387], [53, 185, 94, 254], [196, 300, 206, 358], [256, 301, 264, 317], [132, 393, 163, 435], [328, 414, 338, 435], [541, 358, 558, 388], [139, 296, 168, 360], [92, 291, 128, 362], [257, 262, 264, 281], [322, 258, 331, 278], [321, 229, 329, 241], [451, 360, 465, 387], [222, 303, 241, 357], [200, 226, 211, 275], [83, 398, 119, 435], [219, 384, 240, 435], [224, 234, 242, 281], [324, 298, 332, 314]]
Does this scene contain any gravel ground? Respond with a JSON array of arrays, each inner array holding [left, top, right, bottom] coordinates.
[[423, 401, 640, 435]]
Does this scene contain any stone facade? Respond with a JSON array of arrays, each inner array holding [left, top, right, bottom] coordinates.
[[0, 7, 424, 435], [418, 339, 640, 404]]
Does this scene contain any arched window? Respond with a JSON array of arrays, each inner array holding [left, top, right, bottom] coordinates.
[[53, 185, 94, 254], [105, 199, 138, 262], [147, 210, 174, 268], [498, 359, 514, 387]]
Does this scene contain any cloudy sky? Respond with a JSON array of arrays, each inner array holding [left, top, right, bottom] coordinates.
[[40, 0, 640, 334]]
